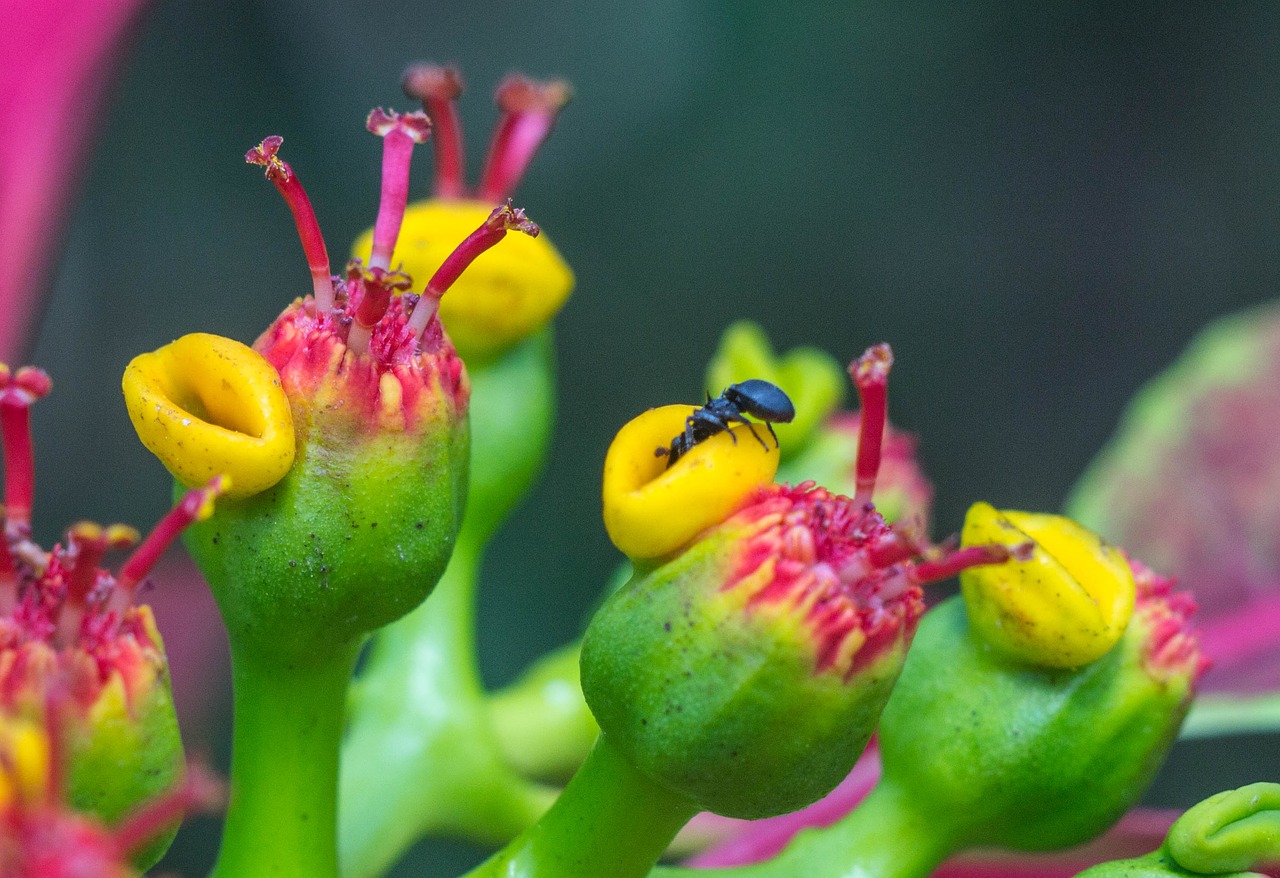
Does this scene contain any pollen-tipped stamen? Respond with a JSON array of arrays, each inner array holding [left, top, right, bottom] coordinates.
[[114, 476, 228, 597], [54, 522, 139, 645], [346, 263, 413, 355], [246, 136, 335, 311], [405, 200, 540, 338], [849, 344, 893, 508], [477, 74, 571, 202], [403, 64, 467, 199], [0, 365, 52, 530], [367, 109, 432, 271]]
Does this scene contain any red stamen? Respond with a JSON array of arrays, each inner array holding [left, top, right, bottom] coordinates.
[[43, 689, 68, 804], [64, 523, 107, 605], [477, 74, 571, 202], [0, 365, 51, 529], [0, 511, 15, 590], [865, 527, 924, 569], [908, 543, 1019, 585], [114, 763, 225, 856], [366, 109, 432, 271], [403, 64, 467, 199], [406, 201, 540, 338], [246, 136, 335, 311], [116, 477, 228, 594], [849, 344, 893, 508], [346, 263, 413, 355]]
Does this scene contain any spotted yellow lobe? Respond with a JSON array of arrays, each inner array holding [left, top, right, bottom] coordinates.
[[123, 333, 295, 499]]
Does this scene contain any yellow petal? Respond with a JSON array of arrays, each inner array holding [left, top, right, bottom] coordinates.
[[0, 717, 50, 809], [122, 333, 295, 500], [603, 405, 779, 560], [960, 502, 1136, 668], [354, 199, 574, 361]]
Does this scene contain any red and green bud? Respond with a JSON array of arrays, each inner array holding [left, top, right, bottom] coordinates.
[[582, 345, 1014, 819], [1, 364, 225, 867], [0, 704, 222, 878], [126, 112, 545, 657], [873, 554, 1205, 855]]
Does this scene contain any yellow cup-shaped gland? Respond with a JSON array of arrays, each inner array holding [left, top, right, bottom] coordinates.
[[960, 502, 1136, 668], [123, 333, 295, 500], [0, 717, 50, 810], [353, 199, 574, 362], [603, 405, 779, 560]]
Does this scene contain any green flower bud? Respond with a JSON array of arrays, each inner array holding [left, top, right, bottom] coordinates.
[[582, 481, 1009, 820], [1075, 783, 1280, 878], [874, 558, 1205, 853], [1166, 782, 1280, 875]]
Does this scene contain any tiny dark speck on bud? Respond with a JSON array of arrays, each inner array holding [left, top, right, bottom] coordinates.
[[288, 560, 297, 568], [371, 522, 378, 528], [320, 565, 328, 574], [641, 718, 648, 726], [663, 621, 671, 632], [415, 522, 424, 529]]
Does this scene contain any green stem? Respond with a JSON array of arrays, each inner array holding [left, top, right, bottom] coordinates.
[[656, 781, 955, 878], [468, 735, 699, 878], [488, 640, 598, 780], [212, 639, 362, 878], [339, 532, 554, 878]]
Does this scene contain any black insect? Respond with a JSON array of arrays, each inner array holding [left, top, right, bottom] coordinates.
[[656, 379, 796, 467]]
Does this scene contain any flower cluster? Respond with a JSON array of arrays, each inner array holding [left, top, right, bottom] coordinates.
[[8, 52, 1266, 878]]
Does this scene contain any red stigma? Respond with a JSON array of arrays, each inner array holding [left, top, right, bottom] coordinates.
[[399, 63, 570, 203], [403, 65, 467, 199], [479, 75, 572, 202], [849, 343, 893, 508]]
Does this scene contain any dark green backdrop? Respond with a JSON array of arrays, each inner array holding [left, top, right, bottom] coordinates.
[[28, 2, 1280, 874]]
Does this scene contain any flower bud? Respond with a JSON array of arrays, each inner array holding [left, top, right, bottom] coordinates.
[[959, 502, 1137, 668], [1075, 783, 1280, 878], [584, 345, 1016, 819], [2, 363, 227, 867], [875, 556, 1204, 853], [1166, 782, 1280, 875], [0, 705, 222, 878], [124, 115, 556, 656], [350, 66, 575, 364]]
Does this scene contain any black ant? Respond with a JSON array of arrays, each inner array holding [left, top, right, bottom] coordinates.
[[656, 379, 796, 467]]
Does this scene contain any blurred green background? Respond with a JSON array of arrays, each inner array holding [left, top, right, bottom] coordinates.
[[26, 2, 1280, 874]]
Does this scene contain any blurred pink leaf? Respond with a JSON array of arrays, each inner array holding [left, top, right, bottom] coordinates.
[[0, 0, 151, 361], [1069, 303, 1280, 705]]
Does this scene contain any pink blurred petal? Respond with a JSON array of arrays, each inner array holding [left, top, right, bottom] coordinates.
[[933, 809, 1177, 878], [0, 0, 152, 361], [1067, 305, 1280, 699], [142, 553, 230, 749]]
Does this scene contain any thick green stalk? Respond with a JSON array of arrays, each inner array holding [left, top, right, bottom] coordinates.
[[488, 641, 598, 781], [656, 781, 955, 878], [212, 639, 362, 878], [339, 534, 554, 878], [468, 735, 699, 878]]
